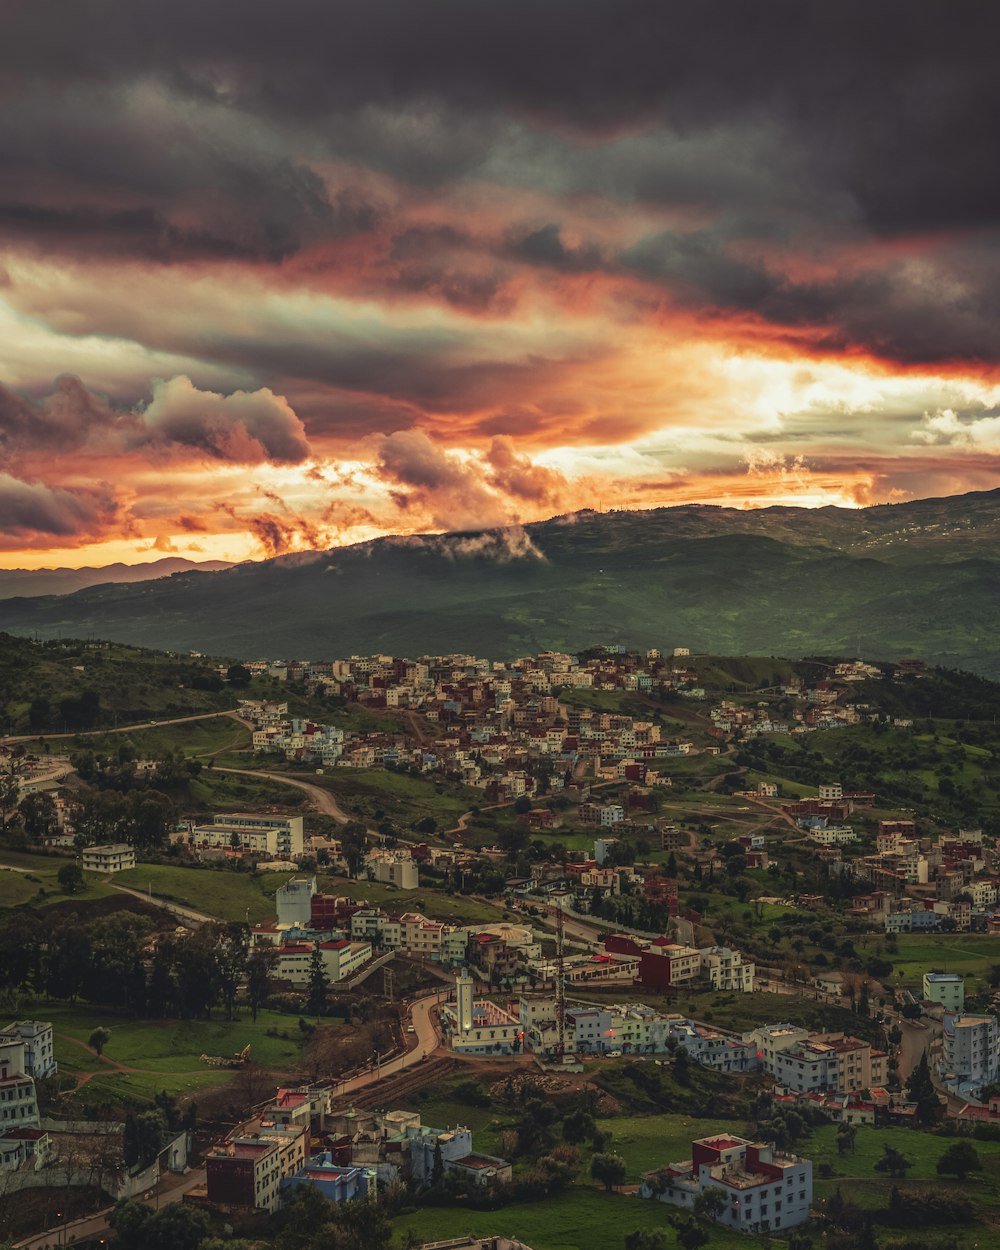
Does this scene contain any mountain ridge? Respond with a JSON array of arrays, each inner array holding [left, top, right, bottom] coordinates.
[[0, 489, 998, 672], [0, 556, 236, 600]]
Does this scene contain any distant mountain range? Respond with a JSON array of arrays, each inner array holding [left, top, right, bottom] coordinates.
[[0, 557, 235, 600], [0, 490, 998, 673]]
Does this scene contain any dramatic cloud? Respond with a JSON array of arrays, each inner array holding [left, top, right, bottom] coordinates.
[[0, 474, 118, 545], [3, 1, 1000, 565]]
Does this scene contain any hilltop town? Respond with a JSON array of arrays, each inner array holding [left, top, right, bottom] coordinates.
[[2, 641, 1000, 1250]]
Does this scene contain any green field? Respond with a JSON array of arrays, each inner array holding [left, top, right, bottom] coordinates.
[[808, 1122, 1000, 1245], [595, 1113, 743, 1179], [310, 768, 479, 832], [894, 933, 1000, 989], [316, 873, 509, 925], [39, 1004, 307, 1104], [0, 852, 117, 908], [392, 1185, 752, 1250], [112, 863, 294, 922]]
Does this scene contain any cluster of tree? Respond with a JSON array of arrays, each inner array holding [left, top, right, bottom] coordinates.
[[885, 1182, 974, 1228], [0, 910, 280, 1022], [589, 891, 675, 934], [73, 746, 203, 794]]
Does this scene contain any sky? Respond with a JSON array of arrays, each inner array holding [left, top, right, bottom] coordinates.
[[3, 1, 1000, 568]]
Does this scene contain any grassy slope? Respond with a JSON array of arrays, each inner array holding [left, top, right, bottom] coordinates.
[[111, 864, 294, 922], [41, 1004, 306, 1103]]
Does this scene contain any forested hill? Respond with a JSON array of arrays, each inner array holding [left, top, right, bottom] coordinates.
[[0, 489, 999, 672]]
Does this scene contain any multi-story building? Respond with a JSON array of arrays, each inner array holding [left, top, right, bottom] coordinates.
[[0, 1029, 40, 1130], [2, 1022, 57, 1080], [922, 973, 965, 1013], [940, 1013, 999, 1095], [746, 1026, 886, 1094], [276, 876, 316, 926], [190, 813, 304, 859], [268, 938, 373, 985], [202, 1102, 308, 1213], [368, 850, 419, 890], [699, 947, 755, 992], [641, 1135, 812, 1234], [81, 843, 136, 873]]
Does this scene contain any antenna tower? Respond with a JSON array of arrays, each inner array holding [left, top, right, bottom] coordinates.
[[555, 898, 566, 1062]]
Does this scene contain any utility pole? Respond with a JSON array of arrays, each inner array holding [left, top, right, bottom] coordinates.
[[555, 898, 566, 1064]]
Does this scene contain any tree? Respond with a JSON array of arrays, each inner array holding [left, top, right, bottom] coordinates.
[[340, 821, 368, 877], [227, 663, 252, 687], [906, 1052, 941, 1125], [624, 1232, 668, 1250], [18, 791, 56, 841], [88, 1026, 111, 1056], [673, 1045, 691, 1085], [57, 861, 84, 894], [676, 1220, 709, 1250], [693, 1186, 727, 1220], [306, 944, 329, 1016], [836, 1123, 857, 1155], [513, 795, 532, 814], [666, 852, 678, 877], [874, 1143, 913, 1178], [936, 1140, 982, 1181], [563, 1108, 597, 1144], [247, 945, 279, 1021], [0, 772, 19, 834], [213, 923, 249, 1021], [591, 1152, 627, 1191]]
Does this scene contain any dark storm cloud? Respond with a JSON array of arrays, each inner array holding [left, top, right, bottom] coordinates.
[[6, 0, 1000, 231], [3, 0, 1000, 377], [0, 474, 118, 539], [0, 86, 380, 261]]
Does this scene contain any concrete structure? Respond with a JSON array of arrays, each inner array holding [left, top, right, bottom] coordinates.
[[407, 1124, 473, 1182], [456, 969, 474, 1032], [191, 812, 304, 859], [81, 843, 136, 873], [281, 1153, 372, 1204], [746, 1026, 886, 1094], [271, 939, 372, 985], [699, 946, 755, 992], [276, 876, 316, 927], [641, 1134, 812, 1234], [369, 850, 419, 889], [940, 1013, 1000, 1096], [444, 977, 521, 1056], [922, 972, 964, 1013], [202, 1103, 308, 1213], [2, 1022, 56, 1080]]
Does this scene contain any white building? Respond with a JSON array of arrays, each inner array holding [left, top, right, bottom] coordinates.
[[699, 947, 755, 992], [276, 876, 316, 927], [272, 939, 373, 985], [2, 1022, 57, 1080], [368, 851, 419, 890], [641, 1134, 812, 1234], [81, 843, 136, 873], [191, 813, 305, 859], [0, 1029, 40, 1130], [940, 1013, 999, 1096]]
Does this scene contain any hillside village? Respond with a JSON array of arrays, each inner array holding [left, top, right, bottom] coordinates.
[[3, 643, 1000, 1250]]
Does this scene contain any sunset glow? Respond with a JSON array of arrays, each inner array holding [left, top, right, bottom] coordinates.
[[3, 3, 1000, 566]]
